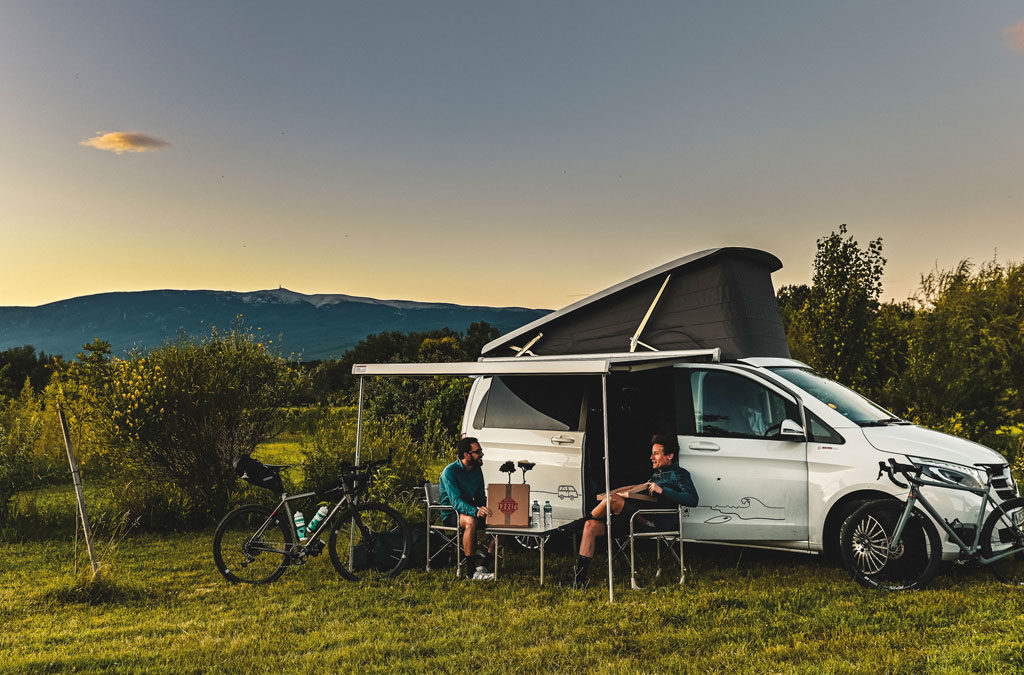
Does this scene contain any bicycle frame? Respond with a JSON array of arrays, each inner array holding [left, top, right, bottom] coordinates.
[[249, 488, 357, 558], [890, 472, 1021, 565]]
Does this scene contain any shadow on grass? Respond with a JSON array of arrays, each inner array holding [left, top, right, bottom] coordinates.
[[45, 567, 148, 606]]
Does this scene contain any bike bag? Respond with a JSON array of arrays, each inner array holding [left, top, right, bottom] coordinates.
[[233, 454, 284, 494]]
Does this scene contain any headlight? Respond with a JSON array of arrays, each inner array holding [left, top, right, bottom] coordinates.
[[908, 456, 984, 490]]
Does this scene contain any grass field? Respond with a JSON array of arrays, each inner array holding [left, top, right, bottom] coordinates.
[[4, 525, 1023, 674]]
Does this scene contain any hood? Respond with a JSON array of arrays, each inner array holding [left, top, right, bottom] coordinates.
[[861, 424, 1006, 466]]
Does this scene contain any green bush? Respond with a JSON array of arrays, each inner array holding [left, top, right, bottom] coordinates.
[[302, 407, 426, 514], [92, 324, 307, 525], [0, 382, 55, 521]]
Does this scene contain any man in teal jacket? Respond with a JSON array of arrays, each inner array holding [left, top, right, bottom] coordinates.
[[439, 436, 494, 580]]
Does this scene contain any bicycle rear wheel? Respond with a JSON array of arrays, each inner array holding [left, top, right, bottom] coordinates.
[[840, 499, 941, 590], [213, 504, 293, 584], [980, 497, 1024, 587], [327, 503, 411, 581]]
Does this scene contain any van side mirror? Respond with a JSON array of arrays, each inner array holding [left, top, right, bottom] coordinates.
[[768, 419, 805, 440]]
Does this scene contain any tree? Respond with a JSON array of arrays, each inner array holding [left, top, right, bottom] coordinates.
[[0, 345, 58, 397], [0, 381, 46, 521], [803, 225, 886, 391], [896, 259, 1024, 453]]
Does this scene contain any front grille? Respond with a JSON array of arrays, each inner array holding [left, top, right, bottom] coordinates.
[[989, 466, 1018, 501]]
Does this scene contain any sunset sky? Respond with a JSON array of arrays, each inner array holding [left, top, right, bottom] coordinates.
[[2, 2, 1023, 310]]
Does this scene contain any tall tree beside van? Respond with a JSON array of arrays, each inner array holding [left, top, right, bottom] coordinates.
[[804, 225, 886, 392]]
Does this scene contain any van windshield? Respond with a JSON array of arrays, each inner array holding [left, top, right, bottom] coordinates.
[[768, 367, 901, 426]]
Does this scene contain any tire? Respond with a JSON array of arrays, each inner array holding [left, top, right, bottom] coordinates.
[[839, 499, 941, 591], [980, 497, 1024, 587], [327, 503, 411, 581], [213, 504, 293, 584]]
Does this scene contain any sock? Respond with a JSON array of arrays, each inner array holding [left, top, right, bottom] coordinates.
[[573, 555, 592, 588]]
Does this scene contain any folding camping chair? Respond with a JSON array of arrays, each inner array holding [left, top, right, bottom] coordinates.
[[627, 505, 688, 590], [423, 482, 463, 576]]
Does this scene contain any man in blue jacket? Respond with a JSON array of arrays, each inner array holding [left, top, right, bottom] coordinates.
[[573, 433, 698, 589], [439, 436, 494, 580]]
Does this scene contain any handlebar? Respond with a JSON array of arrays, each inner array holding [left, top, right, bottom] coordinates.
[[876, 458, 922, 489], [327, 453, 395, 496]]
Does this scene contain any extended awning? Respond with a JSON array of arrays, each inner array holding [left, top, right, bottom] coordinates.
[[349, 347, 719, 603], [351, 348, 720, 378]]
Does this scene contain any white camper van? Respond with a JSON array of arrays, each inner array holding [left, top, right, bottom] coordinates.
[[460, 354, 1016, 558], [457, 247, 1017, 559]]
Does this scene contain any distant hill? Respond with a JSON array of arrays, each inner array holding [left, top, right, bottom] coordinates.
[[0, 288, 549, 361]]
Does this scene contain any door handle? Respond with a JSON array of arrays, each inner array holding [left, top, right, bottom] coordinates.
[[550, 435, 575, 445], [688, 441, 720, 451]]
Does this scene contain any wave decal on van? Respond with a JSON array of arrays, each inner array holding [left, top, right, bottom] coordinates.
[[701, 497, 785, 524]]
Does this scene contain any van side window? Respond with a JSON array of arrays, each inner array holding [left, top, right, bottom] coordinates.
[[807, 411, 845, 444], [476, 376, 584, 431], [680, 370, 797, 439], [471, 387, 490, 430]]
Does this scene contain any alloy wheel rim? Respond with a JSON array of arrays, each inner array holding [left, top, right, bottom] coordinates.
[[851, 515, 896, 574]]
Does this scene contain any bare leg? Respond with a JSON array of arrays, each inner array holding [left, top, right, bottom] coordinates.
[[591, 493, 625, 519], [459, 514, 478, 557], [578, 494, 627, 557], [459, 515, 496, 557], [579, 518, 606, 557]]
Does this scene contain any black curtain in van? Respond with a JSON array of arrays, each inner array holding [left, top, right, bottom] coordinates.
[[482, 247, 790, 360]]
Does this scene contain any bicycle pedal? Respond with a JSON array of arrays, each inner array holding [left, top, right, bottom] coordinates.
[[306, 540, 325, 556]]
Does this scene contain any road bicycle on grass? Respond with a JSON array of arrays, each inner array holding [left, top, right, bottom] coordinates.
[[840, 458, 1024, 590], [213, 454, 411, 584]]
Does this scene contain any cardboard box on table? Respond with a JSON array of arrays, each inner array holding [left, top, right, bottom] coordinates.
[[486, 483, 530, 527]]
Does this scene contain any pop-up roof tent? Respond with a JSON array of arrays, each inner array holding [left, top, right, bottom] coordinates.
[[351, 247, 788, 601], [481, 246, 789, 360]]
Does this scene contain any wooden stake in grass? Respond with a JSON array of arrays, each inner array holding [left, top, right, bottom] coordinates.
[[57, 402, 99, 577]]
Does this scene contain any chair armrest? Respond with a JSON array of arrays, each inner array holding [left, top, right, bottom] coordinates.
[[628, 506, 688, 536]]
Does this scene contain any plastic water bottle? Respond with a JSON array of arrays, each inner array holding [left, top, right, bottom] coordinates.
[[293, 510, 306, 540], [307, 504, 329, 535], [531, 500, 540, 527], [543, 501, 552, 528]]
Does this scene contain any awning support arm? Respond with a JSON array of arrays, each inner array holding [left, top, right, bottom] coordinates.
[[629, 274, 671, 353]]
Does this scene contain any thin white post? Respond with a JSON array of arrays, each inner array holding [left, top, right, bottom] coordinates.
[[355, 376, 365, 466], [350, 376, 365, 568], [57, 403, 99, 577], [602, 373, 614, 603]]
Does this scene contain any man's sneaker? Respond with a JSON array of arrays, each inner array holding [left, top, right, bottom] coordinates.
[[471, 565, 494, 580]]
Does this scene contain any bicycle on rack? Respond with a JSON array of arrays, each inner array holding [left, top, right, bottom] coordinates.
[[213, 454, 411, 584], [840, 457, 1024, 590]]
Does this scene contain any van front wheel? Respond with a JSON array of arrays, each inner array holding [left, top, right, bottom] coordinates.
[[839, 499, 941, 590]]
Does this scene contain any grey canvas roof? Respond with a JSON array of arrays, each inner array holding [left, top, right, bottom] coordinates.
[[481, 247, 790, 360]]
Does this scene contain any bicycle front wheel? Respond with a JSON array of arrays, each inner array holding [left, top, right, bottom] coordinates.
[[327, 503, 411, 581], [980, 497, 1024, 587], [213, 504, 293, 584], [840, 499, 941, 591]]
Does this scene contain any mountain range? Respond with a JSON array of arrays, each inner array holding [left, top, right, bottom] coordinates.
[[0, 288, 549, 361]]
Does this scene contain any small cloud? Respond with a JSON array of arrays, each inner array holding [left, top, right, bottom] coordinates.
[[80, 131, 170, 154], [1004, 21, 1024, 51]]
